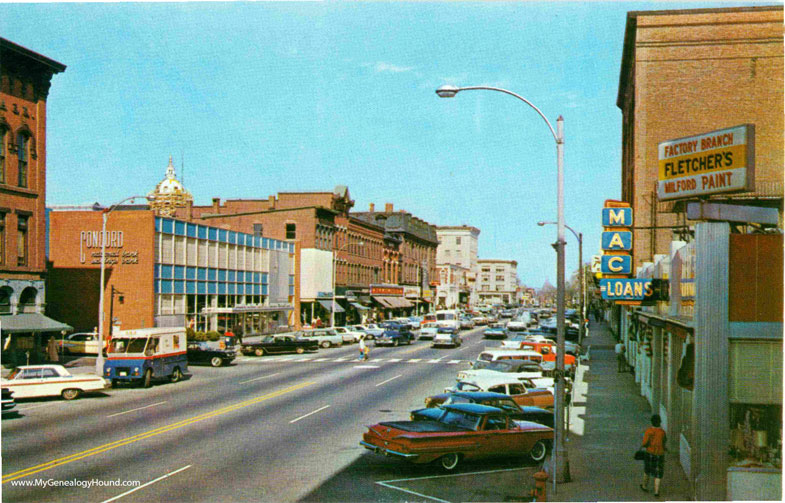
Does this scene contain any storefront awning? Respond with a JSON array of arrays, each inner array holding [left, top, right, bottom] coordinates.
[[0, 313, 73, 334], [318, 299, 345, 313], [373, 296, 413, 309], [350, 302, 370, 310], [372, 296, 395, 308]]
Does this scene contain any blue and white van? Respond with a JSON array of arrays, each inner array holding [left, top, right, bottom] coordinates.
[[104, 327, 188, 387]]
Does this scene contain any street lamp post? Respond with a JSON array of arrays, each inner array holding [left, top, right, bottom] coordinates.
[[436, 85, 570, 486], [94, 195, 151, 376], [538, 221, 585, 346], [332, 240, 363, 328]]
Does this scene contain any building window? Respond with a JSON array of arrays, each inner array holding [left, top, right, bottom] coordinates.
[[456, 237, 461, 245], [253, 223, 263, 237], [0, 213, 4, 265], [17, 215, 28, 266], [285, 223, 296, 240], [16, 132, 28, 188]]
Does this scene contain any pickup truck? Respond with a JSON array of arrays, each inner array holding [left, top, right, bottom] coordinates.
[[361, 403, 553, 471]]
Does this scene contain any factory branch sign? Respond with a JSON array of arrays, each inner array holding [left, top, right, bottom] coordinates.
[[79, 230, 139, 265], [657, 124, 754, 201]]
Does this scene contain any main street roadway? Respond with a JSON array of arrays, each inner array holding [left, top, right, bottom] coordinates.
[[1, 326, 540, 503]]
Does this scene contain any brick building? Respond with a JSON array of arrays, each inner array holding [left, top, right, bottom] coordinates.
[[618, 6, 783, 270], [0, 38, 69, 364]]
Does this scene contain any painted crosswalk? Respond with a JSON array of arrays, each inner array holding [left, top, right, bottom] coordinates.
[[236, 356, 470, 365]]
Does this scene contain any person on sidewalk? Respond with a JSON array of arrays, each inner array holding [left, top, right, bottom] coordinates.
[[640, 414, 667, 497], [615, 341, 626, 372]]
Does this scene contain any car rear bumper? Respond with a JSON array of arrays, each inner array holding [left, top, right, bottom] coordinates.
[[359, 441, 419, 459]]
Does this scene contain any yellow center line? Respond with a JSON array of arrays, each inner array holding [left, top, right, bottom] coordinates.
[[2, 381, 314, 484]]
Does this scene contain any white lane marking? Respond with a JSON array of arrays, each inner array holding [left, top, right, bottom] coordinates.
[[447, 360, 462, 364], [428, 357, 445, 363], [14, 403, 55, 412], [376, 481, 451, 503], [332, 358, 348, 362], [289, 405, 330, 424], [375, 375, 402, 387], [107, 401, 167, 418], [292, 358, 313, 362], [101, 465, 192, 503], [369, 358, 383, 362], [354, 365, 380, 369], [239, 373, 280, 384], [381, 466, 531, 484], [407, 359, 422, 363], [312, 358, 330, 362], [387, 358, 401, 362]]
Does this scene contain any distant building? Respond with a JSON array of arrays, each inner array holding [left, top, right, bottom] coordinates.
[[1, 38, 69, 365], [436, 225, 480, 307], [475, 259, 518, 305]]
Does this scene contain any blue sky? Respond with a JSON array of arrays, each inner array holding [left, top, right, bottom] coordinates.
[[2, 1, 767, 288]]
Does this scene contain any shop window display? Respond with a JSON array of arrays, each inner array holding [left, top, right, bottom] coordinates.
[[729, 403, 782, 469]]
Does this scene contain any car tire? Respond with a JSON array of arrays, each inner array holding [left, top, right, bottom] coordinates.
[[61, 388, 80, 400], [529, 440, 549, 462], [111, 379, 118, 388], [255, 348, 265, 357], [171, 367, 183, 383], [321, 341, 331, 349], [143, 369, 153, 388], [439, 453, 461, 471], [295, 347, 305, 354], [210, 356, 223, 367]]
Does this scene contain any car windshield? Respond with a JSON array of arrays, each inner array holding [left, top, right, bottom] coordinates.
[[262, 336, 275, 343], [439, 410, 482, 431], [454, 382, 481, 392], [486, 398, 521, 412], [109, 337, 149, 353], [485, 361, 515, 372]]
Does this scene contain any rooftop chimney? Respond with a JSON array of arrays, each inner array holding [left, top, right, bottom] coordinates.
[[212, 198, 221, 212], [369, 203, 375, 212], [385, 203, 393, 213], [268, 195, 275, 209]]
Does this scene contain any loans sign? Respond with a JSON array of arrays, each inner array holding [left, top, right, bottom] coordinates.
[[657, 124, 754, 201], [600, 278, 668, 302]]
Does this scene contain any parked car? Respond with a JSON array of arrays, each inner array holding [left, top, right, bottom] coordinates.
[[477, 349, 544, 365], [58, 332, 101, 355], [428, 378, 554, 409], [411, 391, 554, 427], [361, 403, 553, 470], [294, 328, 344, 349], [375, 323, 415, 346], [1, 365, 108, 400], [432, 329, 461, 348], [187, 341, 237, 367], [332, 326, 364, 343], [241, 334, 319, 356], [2, 388, 17, 417], [407, 316, 423, 330], [418, 322, 440, 340], [457, 360, 555, 394], [459, 317, 475, 330]]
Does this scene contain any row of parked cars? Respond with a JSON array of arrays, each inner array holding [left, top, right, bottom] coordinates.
[[360, 320, 567, 471]]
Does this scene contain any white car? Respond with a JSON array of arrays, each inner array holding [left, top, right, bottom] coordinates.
[[457, 360, 554, 393], [1, 365, 108, 400], [332, 326, 364, 343], [58, 332, 101, 355], [432, 331, 461, 348], [293, 329, 344, 348], [418, 322, 440, 340]]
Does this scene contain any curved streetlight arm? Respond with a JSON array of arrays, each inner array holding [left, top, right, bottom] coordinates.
[[436, 85, 559, 144], [539, 220, 580, 243]]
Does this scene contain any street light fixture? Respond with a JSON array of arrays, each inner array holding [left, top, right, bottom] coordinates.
[[93, 195, 151, 376], [436, 84, 570, 486], [332, 239, 364, 328], [538, 221, 585, 346]]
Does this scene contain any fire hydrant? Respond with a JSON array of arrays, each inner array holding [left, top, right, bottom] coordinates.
[[530, 469, 549, 502]]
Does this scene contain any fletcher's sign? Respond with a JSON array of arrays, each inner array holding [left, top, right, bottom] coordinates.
[[658, 124, 754, 200]]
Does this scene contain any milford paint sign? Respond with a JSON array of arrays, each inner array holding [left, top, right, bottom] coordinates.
[[658, 124, 755, 201]]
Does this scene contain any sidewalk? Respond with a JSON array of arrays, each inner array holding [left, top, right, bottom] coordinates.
[[549, 319, 692, 502]]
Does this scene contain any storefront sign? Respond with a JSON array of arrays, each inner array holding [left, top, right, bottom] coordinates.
[[403, 286, 420, 298], [79, 230, 139, 265], [601, 231, 632, 251], [602, 207, 633, 227], [601, 255, 632, 275], [600, 278, 668, 302], [370, 285, 404, 296], [658, 124, 754, 201]]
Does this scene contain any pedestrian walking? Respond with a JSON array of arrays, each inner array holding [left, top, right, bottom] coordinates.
[[358, 335, 369, 361], [615, 341, 626, 372], [640, 414, 667, 497], [46, 336, 59, 363]]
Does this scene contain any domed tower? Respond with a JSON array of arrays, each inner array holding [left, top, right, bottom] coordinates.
[[147, 156, 193, 216]]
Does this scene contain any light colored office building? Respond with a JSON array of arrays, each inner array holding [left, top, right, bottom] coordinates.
[[475, 259, 518, 305]]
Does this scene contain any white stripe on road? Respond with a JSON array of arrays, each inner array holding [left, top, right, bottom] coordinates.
[[428, 357, 445, 363], [292, 358, 313, 362], [312, 358, 330, 362], [354, 365, 380, 369], [376, 481, 451, 503], [447, 360, 462, 364], [407, 359, 422, 363], [387, 358, 401, 362], [332, 358, 348, 362], [239, 373, 280, 384], [289, 405, 330, 424], [375, 375, 402, 387], [101, 465, 192, 503], [107, 402, 167, 418]]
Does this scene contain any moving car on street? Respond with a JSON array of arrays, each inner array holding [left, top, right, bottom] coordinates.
[[241, 334, 319, 356], [361, 403, 553, 470], [431, 329, 461, 348], [418, 322, 440, 340], [375, 323, 415, 346], [332, 326, 364, 343], [483, 325, 508, 339], [294, 328, 344, 348], [1, 365, 108, 400], [187, 341, 237, 367]]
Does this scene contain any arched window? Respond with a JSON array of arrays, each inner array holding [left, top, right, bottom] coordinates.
[[16, 131, 29, 188], [0, 286, 13, 314], [19, 287, 37, 313]]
